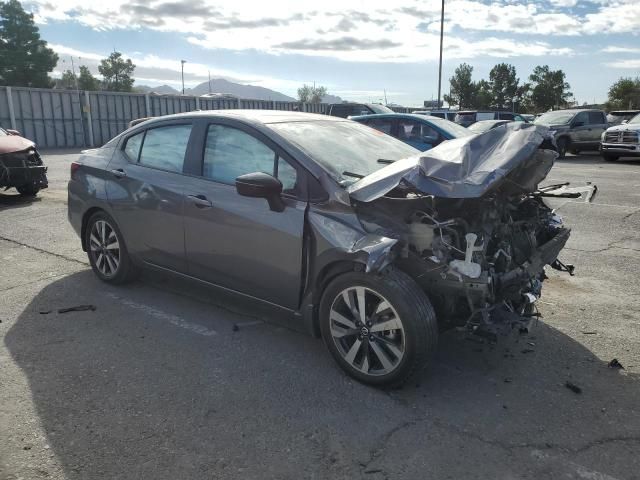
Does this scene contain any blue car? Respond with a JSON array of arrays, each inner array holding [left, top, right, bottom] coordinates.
[[351, 113, 473, 151]]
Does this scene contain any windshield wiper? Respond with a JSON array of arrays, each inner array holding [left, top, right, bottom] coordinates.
[[377, 158, 396, 164], [342, 171, 365, 179]]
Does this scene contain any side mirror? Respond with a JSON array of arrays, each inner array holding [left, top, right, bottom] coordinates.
[[573, 121, 584, 127], [6, 129, 21, 136], [235, 172, 284, 212]]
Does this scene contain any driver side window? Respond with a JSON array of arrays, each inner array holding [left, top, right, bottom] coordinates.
[[203, 124, 298, 192]]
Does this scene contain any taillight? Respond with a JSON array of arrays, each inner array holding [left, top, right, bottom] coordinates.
[[70, 162, 81, 179]]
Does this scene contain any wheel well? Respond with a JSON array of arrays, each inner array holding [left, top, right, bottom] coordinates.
[[80, 207, 104, 251], [307, 260, 365, 337], [556, 135, 571, 146]]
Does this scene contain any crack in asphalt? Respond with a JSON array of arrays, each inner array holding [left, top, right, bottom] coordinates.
[[0, 235, 88, 266], [566, 237, 640, 254]]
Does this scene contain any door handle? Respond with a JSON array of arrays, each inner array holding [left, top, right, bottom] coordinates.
[[111, 168, 127, 178], [188, 194, 213, 208]]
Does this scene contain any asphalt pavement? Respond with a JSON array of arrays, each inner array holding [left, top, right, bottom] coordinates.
[[1, 149, 639, 480]]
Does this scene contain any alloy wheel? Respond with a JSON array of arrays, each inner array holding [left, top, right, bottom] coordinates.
[[89, 220, 120, 277], [329, 286, 405, 376]]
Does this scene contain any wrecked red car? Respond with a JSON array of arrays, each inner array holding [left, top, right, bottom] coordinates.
[[0, 127, 48, 196]]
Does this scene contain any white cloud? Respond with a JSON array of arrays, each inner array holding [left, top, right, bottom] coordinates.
[[605, 59, 640, 69], [602, 46, 640, 54]]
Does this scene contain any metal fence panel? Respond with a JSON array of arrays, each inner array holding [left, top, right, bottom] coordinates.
[[1, 85, 411, 148]]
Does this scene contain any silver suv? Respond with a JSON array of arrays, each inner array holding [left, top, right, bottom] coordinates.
[[600, 111, 640, 161], [534, 109, 608, 158]]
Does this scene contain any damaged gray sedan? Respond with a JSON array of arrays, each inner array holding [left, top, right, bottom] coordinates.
[[68, 111, 591, 387]]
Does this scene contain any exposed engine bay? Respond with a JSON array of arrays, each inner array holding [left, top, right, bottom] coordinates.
[[349, 124, 596, 337]]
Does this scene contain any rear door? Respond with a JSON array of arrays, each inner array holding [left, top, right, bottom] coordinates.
[[570, 112, 591, 145], [587, 111, 607, 145], [181, 120, 307, 309], [107, 122, 193, 272]]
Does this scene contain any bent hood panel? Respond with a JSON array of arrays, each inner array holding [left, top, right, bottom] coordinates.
[[0, 135, 35, 155], [348, 123, 551, 201]]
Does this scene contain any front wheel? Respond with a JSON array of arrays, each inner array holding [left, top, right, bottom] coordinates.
[[556, 138, 568, 158], [85, 211, 138, 284], [319, 268, 438, 388]]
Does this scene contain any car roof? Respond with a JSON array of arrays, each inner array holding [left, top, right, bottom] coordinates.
[[609, 110, 640, 114], [547, 108, 602, 113], [473, 119, 507, 125], [131, 109, 346, 127], [350, 113, 442, 121]]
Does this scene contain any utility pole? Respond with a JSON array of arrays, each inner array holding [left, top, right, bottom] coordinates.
[[181, 60, 186, 94], [436, 0, 445, 109], [208, 70, 211, 94], [384, 89, 388, 105]]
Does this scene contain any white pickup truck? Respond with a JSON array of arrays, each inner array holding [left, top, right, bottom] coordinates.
[[600, 112, 640, 161]]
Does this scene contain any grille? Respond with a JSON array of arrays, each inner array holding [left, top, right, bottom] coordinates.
[[604, 130, 639, 144]]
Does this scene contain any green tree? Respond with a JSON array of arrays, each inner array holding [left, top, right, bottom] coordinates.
[[472, 80, 492, 109], [527, 65, 572, 112], [0, 0, 58, 87], [605, 77, 640, 110], [489, 63, 519, 110], [78, 65, 100, 91], [444, 63, 475, 109], [297, 84, 328, 103], [99, 51, 135, 92], [59, 69, 77, 89]]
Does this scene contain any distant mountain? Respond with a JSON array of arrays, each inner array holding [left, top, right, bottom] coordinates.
[[136, 78, 343, 103], [135, 84, 180, 94], [186, 79, 296, 101]]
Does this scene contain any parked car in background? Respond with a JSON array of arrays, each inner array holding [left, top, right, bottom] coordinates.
[[468, 119, 513, 133], [0, 127, 48, 196], [606, 110, 640, 126], [521, 114, 535, 122], [454, 111, 527, 127], [128, 117, 155, 128], [327, 102, 394, 118], [352, 113, 472, 151], [200, 93, 239, 100], [412, 110, 457, 121], [534, 109, 608, 158], [600, 111, 640, 161], [68, 111, 582, 387]]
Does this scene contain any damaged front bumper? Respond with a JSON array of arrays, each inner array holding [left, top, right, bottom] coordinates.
[[0, 149, 48, 191]]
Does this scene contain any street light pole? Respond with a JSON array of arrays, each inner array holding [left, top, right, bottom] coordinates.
[[181, 60, 186, 94], [436, 0, 445, 109]]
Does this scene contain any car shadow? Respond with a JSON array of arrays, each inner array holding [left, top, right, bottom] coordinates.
[[0, 191, 41, 210], [5, 270, 639, 479]]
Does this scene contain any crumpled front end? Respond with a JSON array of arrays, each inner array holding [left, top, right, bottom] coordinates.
[[0, 147, 48, 192], [351, 123, 593, 337]]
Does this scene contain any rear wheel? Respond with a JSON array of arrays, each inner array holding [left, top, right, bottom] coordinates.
[[556, 138, 569, 158], [569, 148, 580, 155], [319, 268, 438, 388], [85, 211, 138, 284], [17, 184, 40, 196]]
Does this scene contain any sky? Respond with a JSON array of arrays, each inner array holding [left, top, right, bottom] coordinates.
[[24, 0, 640, 106]]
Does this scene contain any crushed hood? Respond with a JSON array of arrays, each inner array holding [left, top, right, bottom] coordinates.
[[0, 135, 35, 155], [348, 123, 554, 202]]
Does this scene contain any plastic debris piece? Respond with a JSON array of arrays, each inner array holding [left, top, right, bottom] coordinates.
[[565, 381, 582, 394], [57, 305, 96, 313], [39, 310, 52, 315], [607, 358, 624, 369], [581, 331, 597, 335]]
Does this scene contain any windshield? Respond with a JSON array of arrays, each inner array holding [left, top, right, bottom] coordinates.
[[368, 104, 394, 114], [427, 117, 474, 137], [629, 113, 640, 124], [534, 111, 575, 126], [268, 120, 419, 184]]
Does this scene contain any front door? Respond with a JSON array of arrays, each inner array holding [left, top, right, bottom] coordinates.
[[182, 122, 306, 309], [106, 122, 194, 272]]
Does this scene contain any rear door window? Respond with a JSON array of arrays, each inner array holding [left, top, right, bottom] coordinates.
[[138, 124, 192, 173], [588, 112, 605, 125], [365, 118, 393, 135], [123, 132, 144, 161]]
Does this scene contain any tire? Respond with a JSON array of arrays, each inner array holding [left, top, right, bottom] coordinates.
[[602, 154, 619, 162], [556, 138, 568, 159], [569, 148, 579, 155], [319, 267, 438, 388], [85, 211, 138, 284], [17, 185, 40, 196]]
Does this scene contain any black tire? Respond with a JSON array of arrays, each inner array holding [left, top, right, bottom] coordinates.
[[319, 267, 438, 388], [17, 184, 40, 196], [569, 148, 579, 155], [85, 211, 139, 284], [602, 154, 619, 162], [556, 138, 568, 159]]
